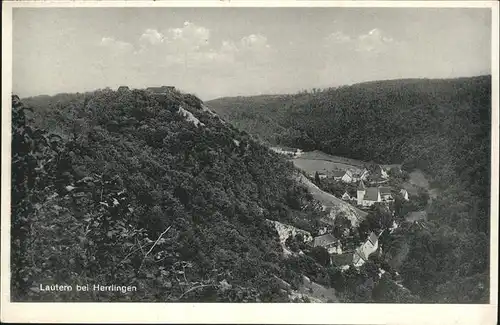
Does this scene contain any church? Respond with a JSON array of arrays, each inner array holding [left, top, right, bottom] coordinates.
[[356, 180, 393, 207]]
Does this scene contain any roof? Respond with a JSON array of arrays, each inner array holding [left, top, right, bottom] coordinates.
[[313, 234, 338, 247], [357, 180, 366, 190], [364, 187, 380, 201], [379, 187, 391, 195], [354, 247, 368, 261], [146, 86, 175, 93], [368, 232, 378, 245]]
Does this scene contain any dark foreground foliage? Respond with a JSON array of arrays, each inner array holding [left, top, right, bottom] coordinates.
[[12, 89, 328, 302]]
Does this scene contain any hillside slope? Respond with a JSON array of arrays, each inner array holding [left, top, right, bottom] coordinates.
[[12, 89, 332, 302], [207, 75, 490, 229]]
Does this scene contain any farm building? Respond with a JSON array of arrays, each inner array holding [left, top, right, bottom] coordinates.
[[332, 170, 355, 183], [329, 231, 381, 268], [312, 233, 342, 254]]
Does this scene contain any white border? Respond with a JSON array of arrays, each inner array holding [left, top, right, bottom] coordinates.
[[1, 1, 499, 324]]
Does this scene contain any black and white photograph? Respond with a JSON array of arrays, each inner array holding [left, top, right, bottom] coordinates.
[[1, 1, 498, 324]]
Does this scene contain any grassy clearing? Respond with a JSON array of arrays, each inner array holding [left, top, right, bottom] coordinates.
[[298, 150, 368, 167], [292, 158, 360, 175]]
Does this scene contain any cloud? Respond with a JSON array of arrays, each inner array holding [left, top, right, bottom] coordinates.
[[96, 23, 274, 92], [100, 37, 133, 52], [326, 31, 351, 43], [140, 29, 164, 45], [165, 21, 210, 51], [240, 34, 270, 51], [325, 28, 394, 54], [356, 28, 393, 53]]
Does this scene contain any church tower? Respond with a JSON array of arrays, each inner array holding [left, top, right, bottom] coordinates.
[[357, 180, 366, 206]]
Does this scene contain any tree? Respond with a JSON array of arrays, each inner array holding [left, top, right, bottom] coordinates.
[[314, 171, 321, 185], [333, 212, 351, 239], [309, 246, 330, 267]]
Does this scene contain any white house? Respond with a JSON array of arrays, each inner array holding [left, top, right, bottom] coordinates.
[[341, 192, 352, 201], [352, 232, 379, 267], [400, 189, 409, 201]]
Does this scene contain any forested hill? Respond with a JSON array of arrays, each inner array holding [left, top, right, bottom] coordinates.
[[207, 75, 491, 213], [12, 88, 331, 302], [208, 75, 492, 303]]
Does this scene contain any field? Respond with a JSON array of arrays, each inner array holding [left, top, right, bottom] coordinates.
[[292, 158, 361, 175], [291, 150, 366, 176], [297, 150, 368, 167], [292, 150, 403, 177]]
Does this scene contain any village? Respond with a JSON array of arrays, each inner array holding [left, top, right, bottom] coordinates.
[[270, 146, 415, 273]]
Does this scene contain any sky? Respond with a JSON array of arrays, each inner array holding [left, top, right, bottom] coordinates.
[[12, 7, 492, 100]]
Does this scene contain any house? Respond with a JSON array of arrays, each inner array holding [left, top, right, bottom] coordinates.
[[341, 192, 351, 201], [400, 189, 409, 201], [351, 169, 369, 182], [312, 233, 342, 254], [379, 187, 393, 201], [316, 172, 327, 180], [146, 86, 175, 95], [330, 231, 380, 268], [369, 165, 390, 184], [341, 191, 357, 202], [356, 181, 393, 207], [117, 86, 129, 92], [352, 232, 380, 267], [332, 170, 354, 183], [357, 181, 379, 207], [319, 216, 335, 227], [332, 170, 345, 181]]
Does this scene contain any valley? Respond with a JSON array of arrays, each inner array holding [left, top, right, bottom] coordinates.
[[12, 75, 491, 304], [207, 75, 491, 303]]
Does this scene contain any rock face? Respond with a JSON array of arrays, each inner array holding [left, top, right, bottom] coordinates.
[[178, 106, 205, 127], [266, 219, 312, 256]]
